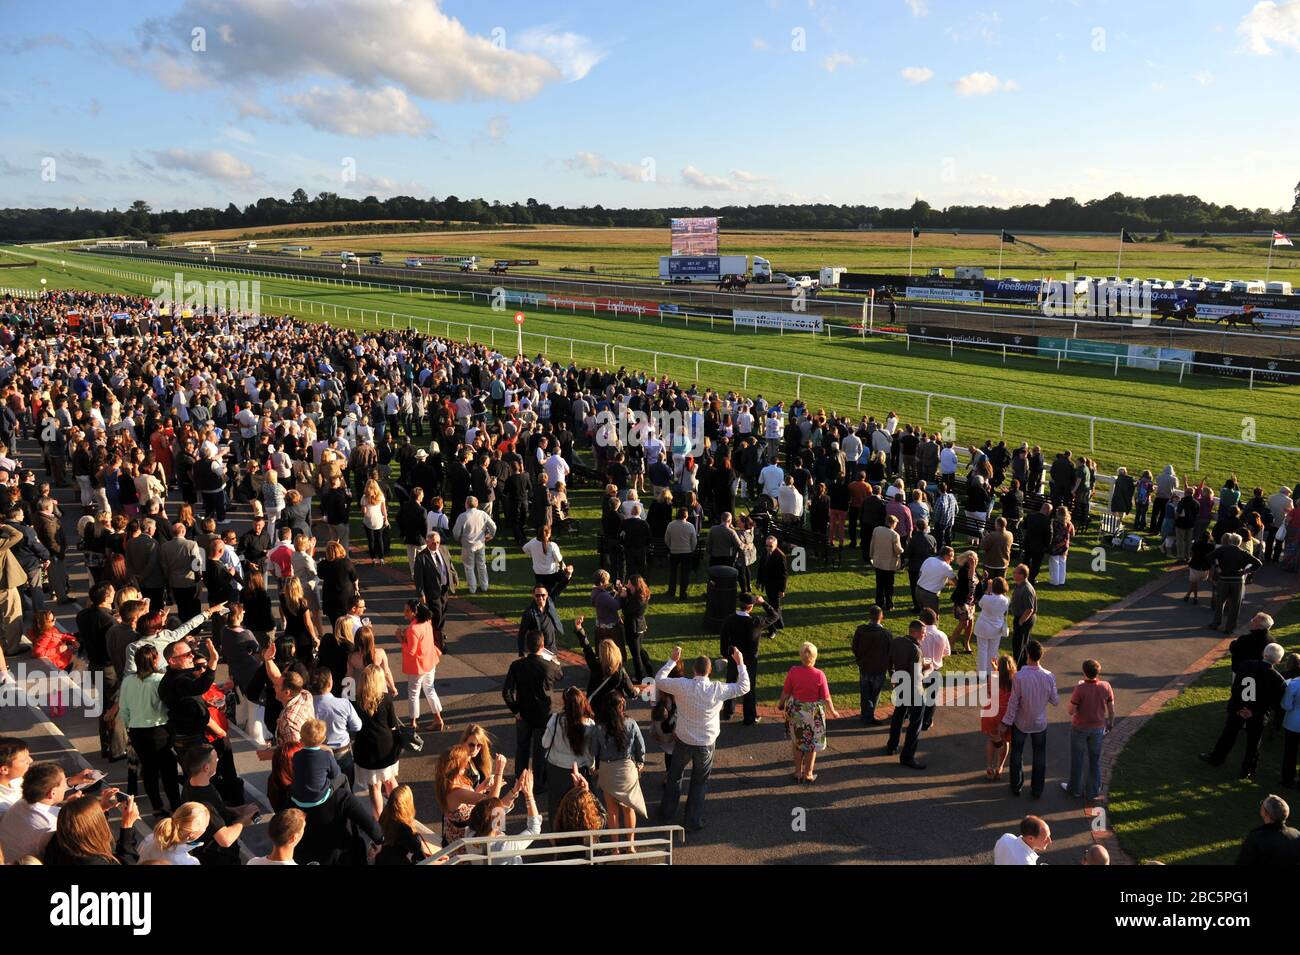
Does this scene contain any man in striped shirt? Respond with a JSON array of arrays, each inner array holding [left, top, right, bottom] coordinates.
[[1001, 640, 1059, 799]]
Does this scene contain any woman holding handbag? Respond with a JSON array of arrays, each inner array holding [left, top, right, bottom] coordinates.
[[399, 599, 444, 732], [353, 664, 402, 818]]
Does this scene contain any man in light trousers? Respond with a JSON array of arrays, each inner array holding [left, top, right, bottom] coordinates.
[[451, 495, 497, 594]]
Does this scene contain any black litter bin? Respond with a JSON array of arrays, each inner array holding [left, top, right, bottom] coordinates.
[[704, 564, 740, 628]]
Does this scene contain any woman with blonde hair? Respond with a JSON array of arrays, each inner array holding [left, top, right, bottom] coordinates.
[[317, 538, 358, 623], [279, 575, 319, 666], [354, 664, 402, 817], [951, 550, 981, 653], [138, 802, 210, 865], [778, 642, 839, 783], [376, 784, 436, 865], [434, 744, 519, 850], [458, 723, 496, 788], [573, 617, 639, 712], [361, 478, 390, 565], [347, 624, 396, 696]]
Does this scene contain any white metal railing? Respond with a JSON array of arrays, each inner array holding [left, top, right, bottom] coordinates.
[[14, 247, 1300, 474], [420, 825, 684, 865]]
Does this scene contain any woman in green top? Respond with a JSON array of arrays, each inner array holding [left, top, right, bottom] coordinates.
[[120, 644, 181, 818]]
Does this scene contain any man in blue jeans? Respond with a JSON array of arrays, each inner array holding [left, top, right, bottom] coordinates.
[[655, 646, 750, 832], [1001, 640, 1059, 798], [1062, 658, 1115, 799]]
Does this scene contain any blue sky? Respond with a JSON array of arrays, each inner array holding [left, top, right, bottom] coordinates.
[[2, 0, 1298, 212]]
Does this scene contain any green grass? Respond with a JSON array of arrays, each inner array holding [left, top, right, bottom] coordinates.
[[1109, 597, 1300, 864], [0, 245, 1256, 706], [10, 246, 1300, 493]]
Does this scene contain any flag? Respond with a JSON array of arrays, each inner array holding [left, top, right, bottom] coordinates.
[[911, 225, 921, 238], [1273, 230, 1293, 247], [1121, 229, 1138, 243], [1000, 230, 1017, 244]]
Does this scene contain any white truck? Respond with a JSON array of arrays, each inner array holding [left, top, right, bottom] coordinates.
[[752, 256, 773, 282], [658, 254, 749, 284], [819, 266, 847, 287]]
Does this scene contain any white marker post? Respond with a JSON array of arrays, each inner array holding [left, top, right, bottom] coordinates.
[[514, 311, 525, 357]]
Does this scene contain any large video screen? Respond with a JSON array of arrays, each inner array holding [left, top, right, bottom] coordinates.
[[670, 216, 719, 255]]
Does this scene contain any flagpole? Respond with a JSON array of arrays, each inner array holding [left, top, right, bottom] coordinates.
[[908, 230, 915, 277], [998, 232, 1005, 279], [1267, 236, 1274, 282], [1116, 229, 1123, 275]]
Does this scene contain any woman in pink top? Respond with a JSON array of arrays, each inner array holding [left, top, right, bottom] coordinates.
[[399, 600, 444, 731], [778, 642, 840, 784]]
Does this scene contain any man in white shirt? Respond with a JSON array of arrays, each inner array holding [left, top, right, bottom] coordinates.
[[777, 476, 804, 523], [0, 739, 57, 819], [759, 460, 785, 499], [542, 450, 570, 491], [451, 495, 498, 594], [993, 815, 1051, 865], [246, 808, 304, 865], [918, 607, 951, 732], [915, 547, 957, 616], [0, 762, 93, 861], [654, 646, 750, 832]]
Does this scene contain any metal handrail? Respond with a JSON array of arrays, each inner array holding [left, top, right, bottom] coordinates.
[[419, 825, 685, 865]]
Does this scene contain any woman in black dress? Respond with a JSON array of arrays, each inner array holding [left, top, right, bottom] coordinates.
[[279, 576, 318, 667], [316, 539, 358, 624], [618, 576, 654, 682]]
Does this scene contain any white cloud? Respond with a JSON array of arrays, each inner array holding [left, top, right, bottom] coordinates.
[[823, 51, 857, 72], [1238, 0, 1300, 54], [126, 0, 598, 108], [730, 169, 770, 184], [150, 148, 255, 183], [221, 125, 255, 144], [951, 71, 1018, 95], [901, 66, 934, 84], [564, 152, 646, 182], [751, 36, 768, 50], [515, 27, 607, 82], [905, 0, 929, 16], [681, 165, 742, 192], [1193, 70, 1215, 85], [283, 85, 433, 137]]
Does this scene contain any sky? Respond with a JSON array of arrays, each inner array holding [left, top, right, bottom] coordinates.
[[1, 0, 1299, 213]]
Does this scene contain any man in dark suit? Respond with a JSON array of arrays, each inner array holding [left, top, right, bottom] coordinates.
[[413, 531, 451, 632], [1020, 503, 1052, 583], [720, 593, 779, 725], [859, 484, 887, 565], [1236, 794, 1300, 865], [904, 518, 937, 612], [851, 604, 893, 724], [755, 535, 788, 630], [1202, 641, 1287, 780], [620, 513, 652, 581], [885, 619, 927, 770]]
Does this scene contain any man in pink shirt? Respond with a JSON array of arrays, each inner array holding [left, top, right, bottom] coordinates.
[[1062, 658, 1114, 800]]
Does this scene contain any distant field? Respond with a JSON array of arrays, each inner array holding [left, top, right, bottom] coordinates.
[[156, 226, 1300, 285], [10, 246, 1300, 495]]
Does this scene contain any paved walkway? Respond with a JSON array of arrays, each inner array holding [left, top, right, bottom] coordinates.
[[7, 438, 1294, 863]]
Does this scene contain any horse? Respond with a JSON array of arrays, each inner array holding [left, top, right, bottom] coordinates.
[[1215, 310, 1255, 330]]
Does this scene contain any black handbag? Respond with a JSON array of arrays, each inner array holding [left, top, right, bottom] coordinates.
[[395, 724, 424, 753]]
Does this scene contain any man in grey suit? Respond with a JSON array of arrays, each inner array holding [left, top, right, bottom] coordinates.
[[159, 523, 203, 620]]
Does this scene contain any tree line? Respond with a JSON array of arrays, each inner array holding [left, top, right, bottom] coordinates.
[[1, 187, 1297, 242]]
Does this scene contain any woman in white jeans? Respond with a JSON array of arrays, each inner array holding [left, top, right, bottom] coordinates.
[[400, 599, 444, 731], [1049, 506, 1075, 586], [973, 576, 1010, 679]]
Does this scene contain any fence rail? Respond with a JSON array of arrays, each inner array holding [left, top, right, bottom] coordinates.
[[420, 825, 684, 865], [14, 248, 1300, 475]]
